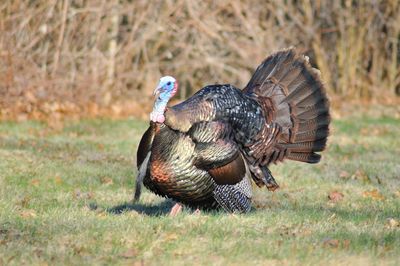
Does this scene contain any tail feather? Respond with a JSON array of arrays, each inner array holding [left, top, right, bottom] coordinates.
[[282, 138, 327, 152], [286, 152, 321, 163], [297, 103, 329, 120], [297, 115, 330, 133], [243, 47, 330, 165], [285, 85, 324, 106], [293, 127, 329, 143]]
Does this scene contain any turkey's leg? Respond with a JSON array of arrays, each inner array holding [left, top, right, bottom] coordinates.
[[169, 203, 183, 216]]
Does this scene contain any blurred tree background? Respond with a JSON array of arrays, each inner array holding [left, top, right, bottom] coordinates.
[[0, 0, 399, 121]]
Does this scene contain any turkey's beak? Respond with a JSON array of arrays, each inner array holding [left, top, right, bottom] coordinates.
[[153, 85, 162, 97]]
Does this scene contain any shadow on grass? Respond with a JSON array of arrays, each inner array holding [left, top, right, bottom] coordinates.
[[105, 200, 176, 216], [105, 200, 224, 216]]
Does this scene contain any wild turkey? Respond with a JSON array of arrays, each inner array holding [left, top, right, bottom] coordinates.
[[135, 48, 330, 214]]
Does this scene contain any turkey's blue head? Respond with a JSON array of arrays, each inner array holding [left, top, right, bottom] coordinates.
[[150, 76, 178, 123]]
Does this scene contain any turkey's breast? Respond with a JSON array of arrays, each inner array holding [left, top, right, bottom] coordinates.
[[148, 125, 217, 206]]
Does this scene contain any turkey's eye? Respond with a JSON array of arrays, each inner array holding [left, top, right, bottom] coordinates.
[[205, 97, 214, 102], [167, 82, 171, 86]]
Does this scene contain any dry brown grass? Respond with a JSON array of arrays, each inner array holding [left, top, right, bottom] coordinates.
[[0, 0, 399, 120]]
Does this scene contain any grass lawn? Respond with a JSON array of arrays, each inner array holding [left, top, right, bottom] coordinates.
[[0, 114, 399, 265]]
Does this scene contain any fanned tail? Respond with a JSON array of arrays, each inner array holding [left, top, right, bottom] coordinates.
[[244, 48, 330, 164]]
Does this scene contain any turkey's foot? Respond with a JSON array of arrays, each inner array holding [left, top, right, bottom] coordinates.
[[169, 203, 183, 216]]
